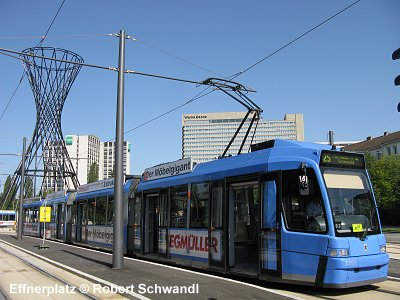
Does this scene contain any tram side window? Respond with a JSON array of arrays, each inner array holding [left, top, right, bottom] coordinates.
[[95, 197, 107, 225], [159, 192, 168, 227], [0, 214, 15, 221], [87, 199, 96, 225], [51, 205, 56, 223], [281, 168, 326, 232], [190, 182, 209, 228], [25, 208, 39, 222], [58, 204, 65, 225], [132, 195, 141, 226], [107, 197, 114, 225], [211, 182, 223, 228], [24, 209, 30, 222], [71, 205, 76, 225], [170, 185, 187, 228], [3, 214, 15, 221]]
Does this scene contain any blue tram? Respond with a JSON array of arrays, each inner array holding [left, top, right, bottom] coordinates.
[[22, 140, 389, 288], [0, 210, 16, 231], [22, 177, 140, 247], [23, 191, 69, 239]]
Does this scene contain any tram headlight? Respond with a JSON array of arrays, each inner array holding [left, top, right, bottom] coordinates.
[[380, 245, 386, 253], [329, 249, 349, 257]]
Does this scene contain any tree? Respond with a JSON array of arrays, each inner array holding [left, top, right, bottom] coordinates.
[[88, 162, 99, 183], [366, 154, 400, 225], [24, 176, 34, 199], [1, 175, 16, 209]]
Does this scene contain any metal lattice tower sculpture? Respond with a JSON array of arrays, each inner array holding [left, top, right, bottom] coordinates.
[[1, 47, 83, 209]]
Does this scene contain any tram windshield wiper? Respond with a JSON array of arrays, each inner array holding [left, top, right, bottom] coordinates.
[[360, 206, 376, 241]]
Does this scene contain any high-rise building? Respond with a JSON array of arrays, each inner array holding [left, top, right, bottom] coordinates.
[[182, 112, 304, 163], [42, 140, 71, 192], [100, 141, 131, 179], [65, 135, 101, 185], [43, 135, 132, 189]]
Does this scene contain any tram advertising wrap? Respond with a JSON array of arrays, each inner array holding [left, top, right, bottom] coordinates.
[[168, 229, 222, 261], [85, 226, 113, 245], [23, 222, 40, 236]]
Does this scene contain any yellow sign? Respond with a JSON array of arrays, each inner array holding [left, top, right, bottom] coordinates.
[[352, 223, 363, 232], [40, 207, 51, 222]]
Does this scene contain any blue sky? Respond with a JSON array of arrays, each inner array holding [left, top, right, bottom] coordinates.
[[0, 0, 399, 188]]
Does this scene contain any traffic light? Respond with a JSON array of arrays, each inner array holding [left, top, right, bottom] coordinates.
[[393, 48, 400, 112]]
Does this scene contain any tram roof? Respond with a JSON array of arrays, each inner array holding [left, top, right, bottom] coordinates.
[[137, 139, 333, 191]]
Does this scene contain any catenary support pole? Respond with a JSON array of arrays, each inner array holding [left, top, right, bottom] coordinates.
[[113, 30, 126, 269], [17, 137, 26, 239]]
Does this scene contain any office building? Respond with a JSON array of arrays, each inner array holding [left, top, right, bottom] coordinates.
[[100, 141, 131, 179], [65, 135, 101, 185], [40, 135, 132, 190], [182, 112, 304, 163]]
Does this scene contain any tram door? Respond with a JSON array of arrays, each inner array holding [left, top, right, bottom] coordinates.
[[209, 181, 224, 269], [76, 202, 86, 242], [228, 181, 259, 275], [144, 194, 159, 254], [260, 174, 281, 278], [56, 204, 63, 239]]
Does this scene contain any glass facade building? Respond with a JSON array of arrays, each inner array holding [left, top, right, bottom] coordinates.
[[182, 112, 304, 163]]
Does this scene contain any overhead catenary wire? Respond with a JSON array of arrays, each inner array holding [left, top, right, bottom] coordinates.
[[124, 34, 224, 78], [0, 47, 255, 91], [229, 0, 361, 80], [37, 0, 67, 47], [121, 0, 362, 135], [0, 47, 118, 72], [0, 33, 113, 40], [0, 0, 362, 137], [123, 87, 215, 136]]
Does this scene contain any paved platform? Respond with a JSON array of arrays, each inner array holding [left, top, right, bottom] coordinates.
[[0, 240, 127, 299], [0, 234, 295, 300]]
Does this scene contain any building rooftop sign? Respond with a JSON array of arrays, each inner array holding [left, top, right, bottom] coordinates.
[[143, 158, 193, 181]]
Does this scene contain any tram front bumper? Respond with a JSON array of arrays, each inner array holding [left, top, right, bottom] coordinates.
[[322, 253, 389, 288]]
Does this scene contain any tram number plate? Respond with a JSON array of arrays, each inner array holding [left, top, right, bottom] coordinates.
[[335, 222, 342, 230]]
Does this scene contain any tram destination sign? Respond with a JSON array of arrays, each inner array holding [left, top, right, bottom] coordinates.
[[320, 150, 365, 169], [143, 158, 193, 181]]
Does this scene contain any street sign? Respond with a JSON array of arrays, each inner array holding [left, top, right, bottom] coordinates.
[[39, 206, 51, 222]]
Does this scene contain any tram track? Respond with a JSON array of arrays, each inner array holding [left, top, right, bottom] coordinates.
[[0, 241, 99, 300], [0, 237, 151, 300]]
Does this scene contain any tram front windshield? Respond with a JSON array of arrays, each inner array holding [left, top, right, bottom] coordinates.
[[321, 168, 380, 237]]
